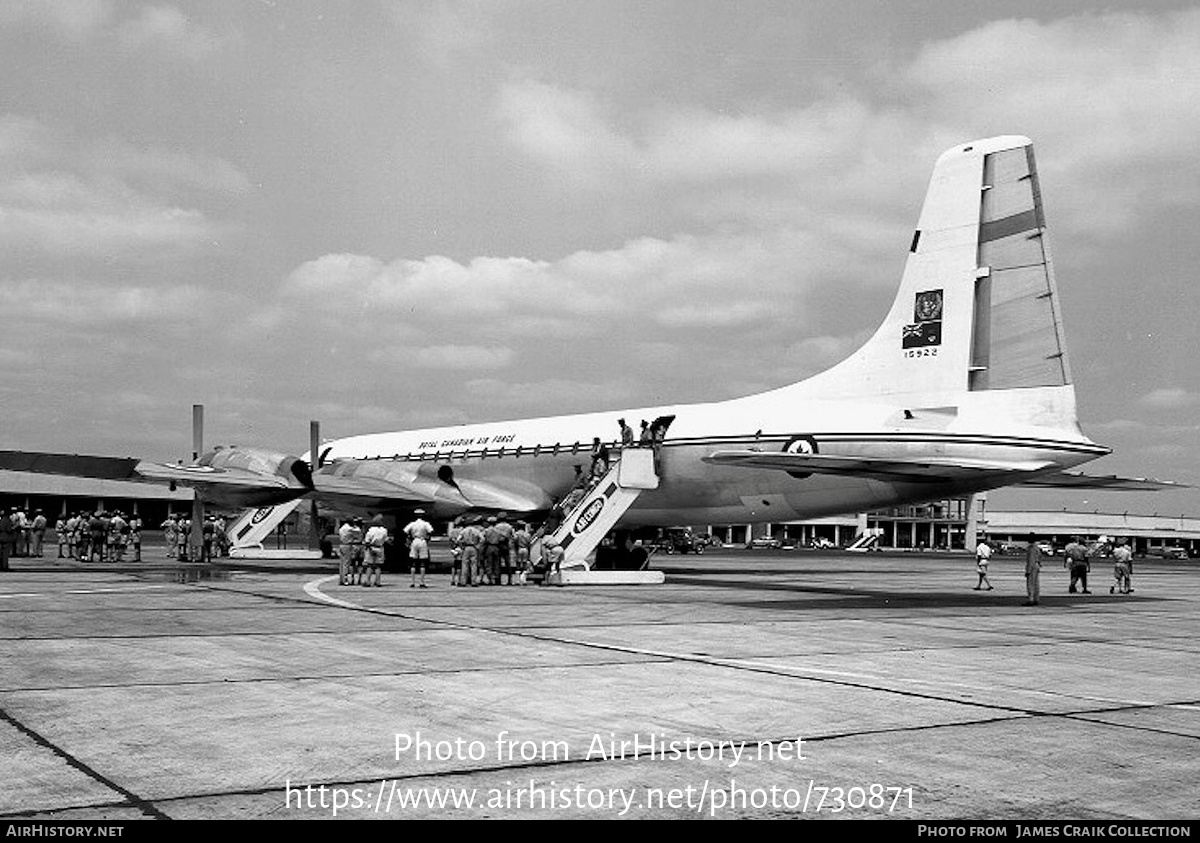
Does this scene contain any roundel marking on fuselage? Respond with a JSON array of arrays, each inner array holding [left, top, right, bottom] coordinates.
[[783, 435, 819, 479]]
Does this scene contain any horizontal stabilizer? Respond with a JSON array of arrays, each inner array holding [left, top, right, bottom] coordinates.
[[1015, 471, 1188, 491], [702, 450, 1054, 483]]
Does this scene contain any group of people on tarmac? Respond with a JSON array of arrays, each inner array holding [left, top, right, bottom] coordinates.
[[332, 510, 570, 589], [447, 513, 538, 587], [975, 534, 1137, 606], [336, 514, 390, 588], [1, 507, 50, 570], [0, 508, 239, 569], [160, 513, 230, 563], [32, 509, 143, 563], [1, 507, 49, 562]]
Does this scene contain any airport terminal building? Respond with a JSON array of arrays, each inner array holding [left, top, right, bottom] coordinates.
[[710, 496, 1200, 556]]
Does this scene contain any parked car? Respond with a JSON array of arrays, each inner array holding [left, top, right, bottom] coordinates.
[[809, 537, 836, 549], [747, 536, 783, 549], [657, 528, 705, 554], [1148, 545, 1188, 559]]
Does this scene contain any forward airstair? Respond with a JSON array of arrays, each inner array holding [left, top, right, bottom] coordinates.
[[538, 446, 665, 585], [227, 498, 307, 557]]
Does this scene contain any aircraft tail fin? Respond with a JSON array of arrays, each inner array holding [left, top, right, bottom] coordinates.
[[793, 136, 1073, 405]]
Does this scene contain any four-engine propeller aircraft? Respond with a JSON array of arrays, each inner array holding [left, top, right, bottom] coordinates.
[[0, 136, 1175, 556]]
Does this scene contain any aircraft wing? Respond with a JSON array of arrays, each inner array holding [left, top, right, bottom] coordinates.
[[312, 459, 552, 514], [701, 450, 1056, 483], [1013, 471, 1187, 491], [0, 448, 314, 508], [0, 450, 142, 481]]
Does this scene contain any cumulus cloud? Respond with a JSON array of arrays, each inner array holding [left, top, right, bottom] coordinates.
[[117, 5, 224, 61], [494, 9, 1200, 240], [0, 279, 205, 325], [497, 80, 637, 186], [0, 118, 247, 259], [901, 10, 1200, 232], [0, 2, 229, 60], [1139, 388, 1199, 409], [0, 0, 113, 41], [374, 345, 515, 371]]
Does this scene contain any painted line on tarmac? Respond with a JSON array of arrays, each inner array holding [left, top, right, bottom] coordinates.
[[303, 575, 372, 610], [0, 585, 170, 599]]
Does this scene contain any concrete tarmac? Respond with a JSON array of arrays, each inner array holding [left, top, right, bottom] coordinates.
[[1, 546, 1197, 820]]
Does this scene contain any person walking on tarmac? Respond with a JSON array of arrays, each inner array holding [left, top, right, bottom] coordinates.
[[403, 509, 434, 589], [973, 536, 994, 591], [1111, 540, 1134, 594], [1064, 536, 1091, 593]]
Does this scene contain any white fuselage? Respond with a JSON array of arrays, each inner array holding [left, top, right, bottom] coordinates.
[[318, 383, 1106, 526]]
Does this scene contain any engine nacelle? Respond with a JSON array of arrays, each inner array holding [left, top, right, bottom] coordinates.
[[187, 446, 314, 507]]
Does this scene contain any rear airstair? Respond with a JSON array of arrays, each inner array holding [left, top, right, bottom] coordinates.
[[845, 530, 882, 553], [538, 447, 665, 585]]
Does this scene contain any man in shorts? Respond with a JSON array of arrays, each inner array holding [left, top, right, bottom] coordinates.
[[404, 509, 434, 589], [1111, 540, 1133, 594], [362, 516, 389, 587], [973, 536, 994, 591]]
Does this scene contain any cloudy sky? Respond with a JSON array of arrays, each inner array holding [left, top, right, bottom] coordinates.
[[2, 0, 1198, 518]]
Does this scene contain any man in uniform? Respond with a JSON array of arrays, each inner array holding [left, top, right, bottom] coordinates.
[[458, 517, 483, 587], [31, 510, 47, 558], [161, 514, 180, 559], [89, 510, 108, 563], [56, 514, 69, 559], [1111, 540, 1134, 594], [1024, 534, 1042, 606], [618, 418, 634, 448], [404, 509, 435, 589], [0, 507, 14, 571], [447, 517, 464, 587], [513, 522, 533, 584], [362, 515, 389, 587], [1063, 536, 1091, 593], [107, 511, 125, 562], [482, 516, 502, 585], [494, 513, 516, 585], [542, 535, 565, 586], [337, 518, 358, 586], [129, 514, 143, 562], [16, 508, 30, 557], [65, 512, 81, 559]]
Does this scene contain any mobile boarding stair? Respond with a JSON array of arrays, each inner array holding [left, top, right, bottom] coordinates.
[[844, 530, 882, 553], [226, 498, 319, 559], [536, 447, 665, 585]]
